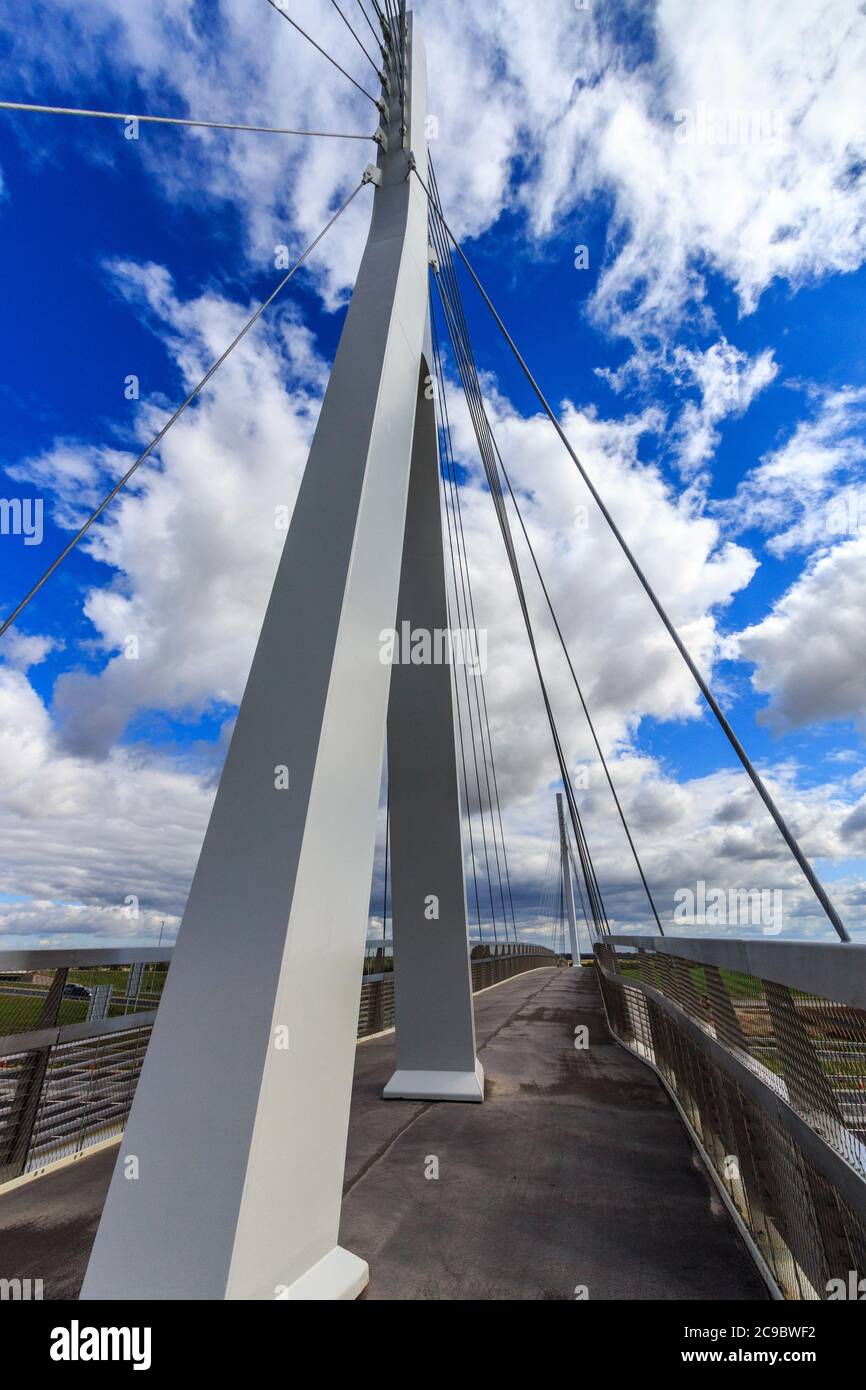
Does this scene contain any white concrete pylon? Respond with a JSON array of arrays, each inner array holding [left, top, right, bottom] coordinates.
[[382, 320, 484, 1105], [82, 14, 441, 1302], [557, 792, 581, 966]]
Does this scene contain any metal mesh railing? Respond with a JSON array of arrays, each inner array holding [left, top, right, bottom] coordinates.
[[24, 1027, 153, 1173], [595, 937, 866, 1300], [0, 962, 167, 1037], [0, 952, 168, 1184], [469, 942, 563, 991], [355, 942, 561, 1039]]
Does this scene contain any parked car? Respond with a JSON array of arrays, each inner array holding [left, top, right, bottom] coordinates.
[[63, 982, 92, 1000]]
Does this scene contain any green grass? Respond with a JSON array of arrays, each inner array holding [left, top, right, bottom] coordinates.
[[0, 993, 88, 1032], [0, 966, 169, 1036], [616, 956, 764, 998]]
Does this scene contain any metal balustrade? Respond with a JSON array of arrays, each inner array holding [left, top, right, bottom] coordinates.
[[594, 934, 866, 1300], [0, 941, 562, 1184], [0, 949, 169, 1184]]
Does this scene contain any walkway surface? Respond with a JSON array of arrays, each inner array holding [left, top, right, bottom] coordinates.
[[0, 967, 767, 1300]]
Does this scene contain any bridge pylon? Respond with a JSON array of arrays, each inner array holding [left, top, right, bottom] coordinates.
[[557, 792, 582, 965], [81, 11, 479, 1303]]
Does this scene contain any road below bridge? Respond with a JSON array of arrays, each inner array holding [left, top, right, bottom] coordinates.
[[0, 967, 767, 1300]]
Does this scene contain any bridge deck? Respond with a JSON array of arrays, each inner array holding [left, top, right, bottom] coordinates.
[[0, 967, 767, 1300]]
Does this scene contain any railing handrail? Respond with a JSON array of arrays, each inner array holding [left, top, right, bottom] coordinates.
[[0, 947, 172, 970], [605, 933, 866, 1012], [0, 1008, 159, 1060]]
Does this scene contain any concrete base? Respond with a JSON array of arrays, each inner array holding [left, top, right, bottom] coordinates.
[[383, 1058, 484, 1103], [276, 1246, 369, 1301]]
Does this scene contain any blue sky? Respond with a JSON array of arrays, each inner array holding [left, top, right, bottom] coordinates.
[[1, 0, 865, 948]]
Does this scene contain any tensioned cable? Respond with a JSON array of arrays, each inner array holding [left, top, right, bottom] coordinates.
[[326, 0, 381, 75], [443, 455, 501, 945], [444, 574, 486, 942], [432, 301, 518, 944], [0, 180, 367, 639], [0, 100, 373, 140], [428, 192, 610, 935], [382, 0, 406, 132], [438, 381, 501, 945], [440, 396, 518, 947], [431, 151, 660, 935], [490, 419, 664, 934], [416, 161, 850, 946], [431, 208, 624, 941], [356, 0, 383, 52], [431, 237, 608, 934], [434, 307, 515, 944], [432, 276, 609, 939], [265, 0, 379, 106], [381, 785, 390, 953], [427, 160, 662, 941]]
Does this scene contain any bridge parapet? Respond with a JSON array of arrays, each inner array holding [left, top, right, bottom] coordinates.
[[595, 934, 866, 1300], [359, 942, 562, 1035], [0, 949, 169, 1186]]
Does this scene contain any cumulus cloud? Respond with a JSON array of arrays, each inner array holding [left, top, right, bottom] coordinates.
[[0, 630, 60, 671], [737, 534, 866, 732], [0, 665, 208, 940], [441, 374, 758, 778], [1, 0, 864, 945], [11, 259, 329, 756], [0, 253, 775, 941]]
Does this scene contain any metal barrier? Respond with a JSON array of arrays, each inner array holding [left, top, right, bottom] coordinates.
[[0, 949, 170, 1183], [595, 933, 866, 1300], [1, 940, 562, 1184], [356, 942, 562, 1039], [469, 941, 563, 991]]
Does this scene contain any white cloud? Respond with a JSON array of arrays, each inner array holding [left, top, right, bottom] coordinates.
[[602, 337, 779, 481], [667, 341, 778, 478], [1, 0, 864, 946], [0, 665, 208, 940], [527, 0, 866, 342], [0, 256, 777, 941], [439, 373, 758, 780], [5, 0, 865, 336], [11, 259, 328, 756], [0, 630, 60, 671], [722, 385, 866, 554], [737, 534, 866, 732]]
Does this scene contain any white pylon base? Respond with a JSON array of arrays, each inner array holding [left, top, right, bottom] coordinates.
[[277, 1247, 369, 1301], [383, 1059, 484, 1103]]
